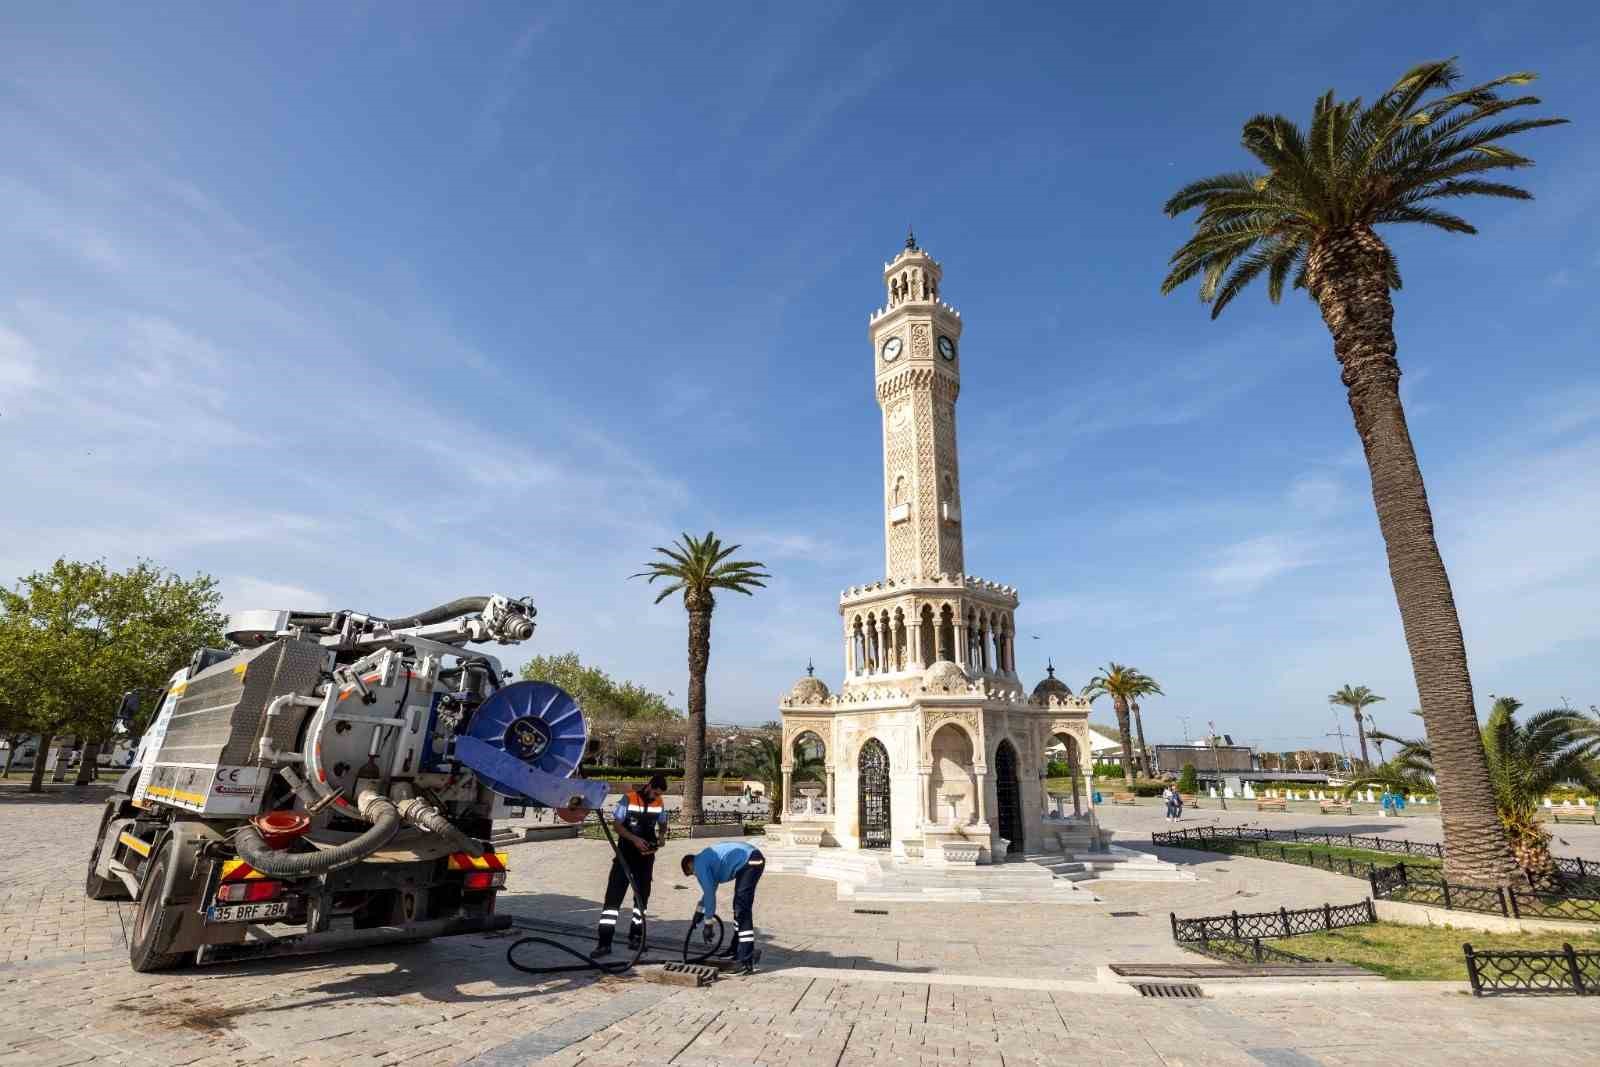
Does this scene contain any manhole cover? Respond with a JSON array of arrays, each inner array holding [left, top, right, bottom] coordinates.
[[1135, 982, 1204, 999], [853, 908, 889, 915], [1108, 911, 1143, 917]]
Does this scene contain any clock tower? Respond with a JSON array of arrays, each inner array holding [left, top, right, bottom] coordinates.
[[871, 230, 966, 580]]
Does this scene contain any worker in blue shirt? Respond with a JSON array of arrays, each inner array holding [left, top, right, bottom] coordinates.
[[681, 840, 765, 973], [593, 774, 670, 957]]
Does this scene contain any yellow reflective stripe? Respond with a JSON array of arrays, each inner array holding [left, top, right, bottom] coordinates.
[[117, 833, 151, 857], [446, 852, 510, 871], [232, 664, 247, 676], [219, 859, 266, 881], [146, 785, 205, 804]]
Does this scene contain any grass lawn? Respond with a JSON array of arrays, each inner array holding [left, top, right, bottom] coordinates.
[[1196, 836, 1443, 873], [1265, 922, 1600, 981]]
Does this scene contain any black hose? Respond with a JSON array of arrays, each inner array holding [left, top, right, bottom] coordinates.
[[379, 597, 492, 630], [235, 798, 402, 876], [505, 812, 727, 976]]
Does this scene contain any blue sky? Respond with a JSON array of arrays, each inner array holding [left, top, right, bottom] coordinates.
[[4, 2, 1599, 753]]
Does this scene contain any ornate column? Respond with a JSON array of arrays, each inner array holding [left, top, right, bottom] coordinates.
[[827, 769, 836, 816], [908, 619, 922, 669], [954, 620, 968, 668], [844, 632, 854, 676], [782, 769, 793, 818], [918, 764, 932, 827], [879, 615, 891, 673], [974, 770, 987, 824]]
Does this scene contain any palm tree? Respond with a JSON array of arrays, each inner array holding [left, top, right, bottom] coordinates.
[[1081, 664, 1164, 786], [1329, 685, 1385, 768], [1161, 60, 1566, 886], [1131, 700, 1152, 776], [633, 532, 768, 825], [1345, 698, 1600, 879]]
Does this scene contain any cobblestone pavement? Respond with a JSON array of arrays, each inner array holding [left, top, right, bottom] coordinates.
[[6, 783, 1600, 1066]]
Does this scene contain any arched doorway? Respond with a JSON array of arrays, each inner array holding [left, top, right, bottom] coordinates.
[[994, 739, 1022, 855], [1051, 733, 1083, 816], [929, 724, 976, 825], [792, 731, 827, 815], [858, 738, 891, 850]]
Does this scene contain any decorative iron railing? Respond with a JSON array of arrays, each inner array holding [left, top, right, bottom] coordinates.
[[1370, 863, 1600, 923], [1465, 942, 1600, 996], [1171, 899, 1377, 944], [1153, 824, 1444, 858], [1184, 936, 1318, 965]]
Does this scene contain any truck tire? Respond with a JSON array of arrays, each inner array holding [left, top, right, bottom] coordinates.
[[86, 803, 131, 901], [128, 841, 185, 973]]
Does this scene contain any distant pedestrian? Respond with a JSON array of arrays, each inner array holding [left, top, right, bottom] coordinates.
[[1162, 785, 1179, 823]]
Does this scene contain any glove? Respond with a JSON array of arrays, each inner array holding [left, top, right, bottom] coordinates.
[[689, 908, 702, 928], [702, 922, 717, 945]]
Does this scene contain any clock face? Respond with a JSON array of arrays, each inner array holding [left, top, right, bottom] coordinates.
[[937, 335, 956, 360], [881, 336, 903, 362]]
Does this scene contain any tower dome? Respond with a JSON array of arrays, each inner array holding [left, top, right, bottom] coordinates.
[[1032, 661, 1071, 702], [786, 660, 830, 705], [921, 659, 970, 693]]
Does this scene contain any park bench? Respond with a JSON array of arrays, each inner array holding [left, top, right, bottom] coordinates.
[[1551, 811, 1598, 825], [1318, 800, 1353, 815], [1255, 797, 1288, 813], [1110, 792, 1140, 806], [1180, 793, 1201, 809]]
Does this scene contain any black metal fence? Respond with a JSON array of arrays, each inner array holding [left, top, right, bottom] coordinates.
[[1465, 942, 1600, 996], [1369, 863, 1600, 923], [1153, 824, 1445, 858], [1169, 899, 1376, 967], [1171, 899, 1377, 944]]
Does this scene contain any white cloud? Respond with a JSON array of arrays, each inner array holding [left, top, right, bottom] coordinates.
[[0, 321, 43, 393], [1285, 472, 1345, 517], [1202, 534, 1320, 593], [222, 577, 332, 615]]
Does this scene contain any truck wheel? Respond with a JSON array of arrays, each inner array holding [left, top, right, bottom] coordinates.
[[86, 803, 131, 901], [128, 841, 184, 973]]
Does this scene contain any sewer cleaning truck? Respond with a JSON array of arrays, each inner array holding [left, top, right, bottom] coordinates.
[[84, 593, 607, 972]]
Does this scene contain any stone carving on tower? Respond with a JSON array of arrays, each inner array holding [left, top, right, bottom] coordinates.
[[776, 232, 1094, 864]]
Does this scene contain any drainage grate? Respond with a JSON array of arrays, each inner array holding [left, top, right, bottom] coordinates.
[[657, 962, 718, 987], [1135, 982, 1204, 999], [853, 908, 889, 915], [1107, 911, 1143, 917]]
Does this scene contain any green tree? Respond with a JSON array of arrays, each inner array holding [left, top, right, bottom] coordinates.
[[731, 723, 822, 825], [1345, 698, 1600, 878], [1177, 764, 1199, 794], [520, 651, 680, 765], [633, 532, 768, 825], [0, 559, 225, 792], [1160, 60, 1565, 886], [1329, 684, 1386, 768], [1081, 664, 1164, 786]]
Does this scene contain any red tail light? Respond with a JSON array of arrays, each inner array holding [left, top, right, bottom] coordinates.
[[217, 879, 283, 903], [463, 871, 505, 891]]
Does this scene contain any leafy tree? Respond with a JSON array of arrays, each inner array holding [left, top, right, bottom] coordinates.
[[633, 532, 768, 825], [1345, 697, 1600, 879], [1161, 60, 1565, 886], [1081, 664, 1164, 786], [0, 559, 225, 792], [1329, 684, 1386, 767], [729, 723, 823, 825], [520, 651, 680, 765], [1177, 764, 1199, 794]]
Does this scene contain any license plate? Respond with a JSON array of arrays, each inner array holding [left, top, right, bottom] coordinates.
[[206, 901, 289, 923]]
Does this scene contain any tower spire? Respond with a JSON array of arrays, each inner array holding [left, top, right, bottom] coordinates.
[[905, 226, 917, 251]]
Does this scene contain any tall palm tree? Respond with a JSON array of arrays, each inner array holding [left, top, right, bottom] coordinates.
[[1329, 685, 1385, 767], [1081, 664, 1164, 786], [1130, 700, 1152, 776], [1345, 698, 1600, 879], [1161, 60, 1566, 886], [633, 532, 768, 825]]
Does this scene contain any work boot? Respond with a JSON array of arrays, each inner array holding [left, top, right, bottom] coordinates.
[[626, 929, 643, 952], [591, 943, 613, 959]]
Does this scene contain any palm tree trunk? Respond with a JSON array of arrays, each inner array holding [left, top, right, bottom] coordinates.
[[1354, 710, 1370, 768], [1132, 703, 1150, 776], [1309, 226, 1518, 886], [1114, 695, 1135, 786], [682, 601, 712, 825]]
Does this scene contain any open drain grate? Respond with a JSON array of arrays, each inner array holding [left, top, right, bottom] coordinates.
[[1107, 911, 1143, 917], [853, 908, 890, 915], [1135, 982, 1204, 999], [655, 962, 718, 987]]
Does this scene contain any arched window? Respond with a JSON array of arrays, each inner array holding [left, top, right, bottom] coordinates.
[[919, 603, 936, 666], [938, 604, 955, 662]]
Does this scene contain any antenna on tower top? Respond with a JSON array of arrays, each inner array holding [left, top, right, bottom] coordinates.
[[806, 658, 815, 677], [905, 226, 917, 251], [1046, 659, 1055, 677]]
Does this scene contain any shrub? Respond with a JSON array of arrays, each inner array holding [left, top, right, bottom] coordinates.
[[1091, 761, 1124, 778], [1131, 780, 1166, 797], [1046, 760, 1073, 778], [1177, 764, 1198, 794]]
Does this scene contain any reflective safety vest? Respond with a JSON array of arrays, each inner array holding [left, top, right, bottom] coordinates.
[[621, 791, 665, 848]]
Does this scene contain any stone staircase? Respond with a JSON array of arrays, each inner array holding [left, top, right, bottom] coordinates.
[[1071, 845, 1197, 881], [758, 845, 1103, 904]]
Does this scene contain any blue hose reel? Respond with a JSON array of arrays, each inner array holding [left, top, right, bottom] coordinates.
[[453, 681, 608, 811]]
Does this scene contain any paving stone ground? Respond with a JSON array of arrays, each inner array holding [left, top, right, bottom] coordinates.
[[4, 780, 1599, 1066]]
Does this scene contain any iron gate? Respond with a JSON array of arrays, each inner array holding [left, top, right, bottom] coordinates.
[[859, 738, 891, 850], [995, 739, 1023, 855]]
